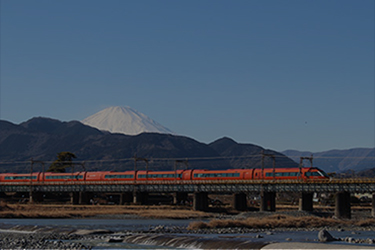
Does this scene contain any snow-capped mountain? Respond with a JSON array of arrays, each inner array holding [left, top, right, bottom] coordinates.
[[81, 106, 174, 135]]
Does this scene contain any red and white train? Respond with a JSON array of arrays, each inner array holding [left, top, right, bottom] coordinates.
[[0, 167, 329, 183]]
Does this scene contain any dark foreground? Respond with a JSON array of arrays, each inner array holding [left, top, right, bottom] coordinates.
[[0, 232, 90, 249], [1, 230, 375, 250], [1, 209, 375, 249]]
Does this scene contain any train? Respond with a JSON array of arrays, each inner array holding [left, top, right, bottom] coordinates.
[[0, 167, 329, 183]]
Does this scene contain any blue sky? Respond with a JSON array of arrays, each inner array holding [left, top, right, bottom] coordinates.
[[1, 0, 374, 152]]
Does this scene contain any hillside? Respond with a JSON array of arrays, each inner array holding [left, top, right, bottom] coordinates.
[[209, 137, 298, 169], [283, 148, 375, 173], [0, 118, 293, 173]]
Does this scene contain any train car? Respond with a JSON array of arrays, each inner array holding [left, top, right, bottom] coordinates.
[[0, 172, 42, 182], [136, 170, 184, 181], [190, 169, 253, 181], [85, 171, 112, 181], [43, 172, 86, 182], [260, 168, 302, 180], [255, 167, 329, 180], [0, 167, 329, 184], [302, 167, 329, 179], [101, 171, 135, 182]]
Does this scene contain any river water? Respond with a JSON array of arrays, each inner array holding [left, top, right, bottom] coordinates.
[[0, 218, 374, 249]]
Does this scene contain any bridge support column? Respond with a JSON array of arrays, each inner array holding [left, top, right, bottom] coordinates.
[[0, 192, 5, 206], [119, 192, 133, 205], [371, 193, 375, 218], [193, 192, 208, 211], [260, 191, 276, 212], [232, 193, 247, 211], [79, 192, 90, 205], [30, 192, 44, 203], [133, 192, 148, 205], [299, 192, 314, 212], [173, 192, 188, 205], [70, 192, 79, 205], [335, 191, 351, 219]]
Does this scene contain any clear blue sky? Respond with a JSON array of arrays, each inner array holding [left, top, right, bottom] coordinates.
[[1, 0, 374, 152]]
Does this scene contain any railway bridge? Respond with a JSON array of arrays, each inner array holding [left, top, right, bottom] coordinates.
[[1, 178, 375, 219]]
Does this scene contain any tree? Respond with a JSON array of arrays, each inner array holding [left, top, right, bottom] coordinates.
[[47, 152, 77, 173]]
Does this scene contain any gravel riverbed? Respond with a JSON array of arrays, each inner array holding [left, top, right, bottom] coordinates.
[[1, 210, 375, 249]]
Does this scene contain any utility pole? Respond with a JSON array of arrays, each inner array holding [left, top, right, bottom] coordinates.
[[133, 155, 149, 182], [299, 155, 313, 179], [174, 159, 188, 181], [29, 159, 45, 204], [261, 151, 276, 180]]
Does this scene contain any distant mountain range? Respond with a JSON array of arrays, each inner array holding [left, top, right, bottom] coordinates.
[[0, 117, 297, 173], [81, 106, 174, 135], [1, 105, 373, 175], [282, 148, 375, 173]]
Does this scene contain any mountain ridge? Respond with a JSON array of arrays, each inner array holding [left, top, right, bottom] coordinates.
[[81, 106, 174, 135], [0, 117, 295, 173]]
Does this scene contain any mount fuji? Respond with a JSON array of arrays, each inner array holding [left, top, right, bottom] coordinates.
[[81, 106, 174, 135]]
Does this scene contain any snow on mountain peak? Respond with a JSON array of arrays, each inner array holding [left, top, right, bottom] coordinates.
[[81, 106, 174, 135]]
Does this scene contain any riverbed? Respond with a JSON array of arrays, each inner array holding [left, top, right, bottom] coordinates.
[[1, 217, 375, 249]]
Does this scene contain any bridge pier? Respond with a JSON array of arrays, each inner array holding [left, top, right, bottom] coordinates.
[[70, 192, 79, 205], [70, 192, 94, 205], [193, 192, 208, 211], [260, 191, 276, 212], [119, 192, 133, 205], [29, 192, 44, 203], [173, 192, 188, 205], [335, 191, 351, 219], [79, 191, 90, 205], [133, 192, 148, 205], [232, 193, 247, 211], [299, 192, 314, 212]]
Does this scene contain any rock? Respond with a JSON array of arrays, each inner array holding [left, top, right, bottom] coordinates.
[[107, 237, 124, 243], [71, 229, 113, 235], [318, 229, 337, 242]]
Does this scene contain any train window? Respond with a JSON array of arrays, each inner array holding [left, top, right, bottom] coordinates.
[[306, 172, 320, 177], [318, 171, 329, 178], [138, 174, 181, 178], [5, 176, 37, 180], [105, 174, 133, 179]]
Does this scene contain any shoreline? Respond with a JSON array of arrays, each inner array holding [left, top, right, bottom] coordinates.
[[1, 204, 375, 248], [1, 203, 374, 226]]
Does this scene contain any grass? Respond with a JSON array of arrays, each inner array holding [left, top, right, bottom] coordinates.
[[2, 202, 375, 230], [0, 203, 211, 219], [187, 214, 375, 230]]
